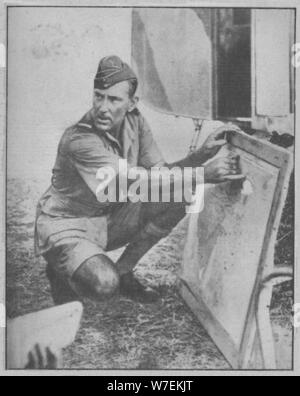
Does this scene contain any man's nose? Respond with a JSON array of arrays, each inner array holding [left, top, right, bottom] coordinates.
[[98, 97, 109, 113]]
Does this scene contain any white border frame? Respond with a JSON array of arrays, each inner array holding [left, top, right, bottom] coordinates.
[[0, 0, 299, 376]]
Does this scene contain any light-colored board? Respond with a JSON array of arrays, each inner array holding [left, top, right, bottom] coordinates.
[[179, 130, 293, 369], [7, 302, 83, 369], [132, 8, 213, 119]]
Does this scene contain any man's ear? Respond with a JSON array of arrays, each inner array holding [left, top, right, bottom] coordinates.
[[128, 96, 139, 113]]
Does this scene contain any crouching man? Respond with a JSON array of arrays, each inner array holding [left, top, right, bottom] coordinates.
[[35, 55, 241, 305]]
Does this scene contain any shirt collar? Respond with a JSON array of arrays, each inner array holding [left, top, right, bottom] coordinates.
[[79, 110, 137, 155]]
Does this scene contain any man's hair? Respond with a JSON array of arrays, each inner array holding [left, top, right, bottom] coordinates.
[[127, 79, 138, 98]]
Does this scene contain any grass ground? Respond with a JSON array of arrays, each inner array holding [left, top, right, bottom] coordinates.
[[6, 176, 294, 370]]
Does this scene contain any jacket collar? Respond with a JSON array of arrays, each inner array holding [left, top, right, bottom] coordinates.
[[78, 109, 138, 158]]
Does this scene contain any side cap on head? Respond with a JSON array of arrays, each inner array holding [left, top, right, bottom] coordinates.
[[94, 55, 138, 90]]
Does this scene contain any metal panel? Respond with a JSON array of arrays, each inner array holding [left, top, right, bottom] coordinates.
[[179, 131, 293, 369]]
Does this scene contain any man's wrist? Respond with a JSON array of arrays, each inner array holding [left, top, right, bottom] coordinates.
[[188, 150, 208, 167], [166, 152, 208, 171], [203, 166, 214, 184]]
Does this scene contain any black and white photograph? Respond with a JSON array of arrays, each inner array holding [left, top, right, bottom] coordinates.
[[0, 0, 299, 377]]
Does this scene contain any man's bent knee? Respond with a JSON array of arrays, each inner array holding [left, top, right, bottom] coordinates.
[[72, 255, 119, 301]]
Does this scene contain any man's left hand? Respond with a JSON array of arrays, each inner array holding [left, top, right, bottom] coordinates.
[[190, 124, 242, 166]]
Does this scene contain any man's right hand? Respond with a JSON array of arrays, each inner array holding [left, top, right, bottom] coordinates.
[[204, 155, 243, 184]]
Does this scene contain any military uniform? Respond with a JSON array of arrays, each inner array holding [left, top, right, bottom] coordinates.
[[35, 55, 188, 299], [35, 108, 168, 284]]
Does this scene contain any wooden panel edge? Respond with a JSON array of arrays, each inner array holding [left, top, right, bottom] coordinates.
[[178, 281, 240, 370], [239, 149, 294, 368], [229, 131, 292, 168]]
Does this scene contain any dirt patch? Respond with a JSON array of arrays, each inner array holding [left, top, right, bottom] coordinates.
[[6, 177, 293, 369]]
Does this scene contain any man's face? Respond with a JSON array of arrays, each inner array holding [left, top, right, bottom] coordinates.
[[92, 81, 134, 133]]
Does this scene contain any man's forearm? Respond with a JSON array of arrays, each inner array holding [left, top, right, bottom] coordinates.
[[96, 154, 206, 203], [163, 150, 210, 186], [110, 158, 204, 203], [165, 151, 208, 170], [142, 154, 205, 199]]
